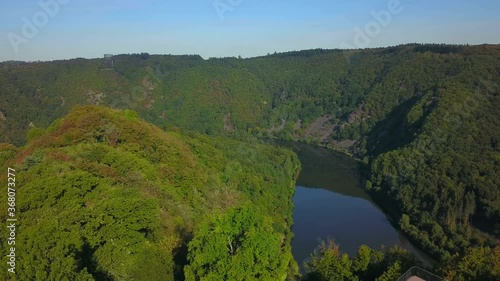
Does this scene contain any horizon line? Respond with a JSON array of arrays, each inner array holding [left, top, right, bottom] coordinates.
[[1, 42, 498, 63]]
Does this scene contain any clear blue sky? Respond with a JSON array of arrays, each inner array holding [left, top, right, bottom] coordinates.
[[1, 0, 499, 61]]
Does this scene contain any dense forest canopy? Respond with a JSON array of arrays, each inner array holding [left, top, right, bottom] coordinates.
[[0, 44, 499, 279], [0, 106, 300, 280]]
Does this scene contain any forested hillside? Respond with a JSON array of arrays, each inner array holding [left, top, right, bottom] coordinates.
[[0, 106, 300, 280], [0, 43, 499, 265]]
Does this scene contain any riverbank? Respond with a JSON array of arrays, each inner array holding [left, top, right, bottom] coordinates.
[[277, 142, 436, 270]]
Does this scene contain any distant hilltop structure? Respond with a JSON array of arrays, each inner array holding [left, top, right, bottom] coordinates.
[[103, 54, 114, 69]]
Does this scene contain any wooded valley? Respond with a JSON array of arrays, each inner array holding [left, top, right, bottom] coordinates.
[[0, 44, 499, 280]]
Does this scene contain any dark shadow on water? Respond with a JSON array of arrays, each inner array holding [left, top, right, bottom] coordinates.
[[293, 145, 369, 201], [276, 141, 435, 272]]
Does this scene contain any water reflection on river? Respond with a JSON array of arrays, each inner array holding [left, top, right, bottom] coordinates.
[[284, 142, 432, 270]]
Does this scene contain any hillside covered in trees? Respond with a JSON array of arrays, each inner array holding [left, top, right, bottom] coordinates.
[[0, 44, 499, 278], [0, 106, 300, 280], [3, 106, 496, 281]]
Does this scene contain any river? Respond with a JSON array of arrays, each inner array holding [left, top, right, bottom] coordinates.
[[285, 142, 433, 270]]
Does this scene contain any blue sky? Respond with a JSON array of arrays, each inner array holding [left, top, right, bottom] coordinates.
[[1, 0, 499, 61]]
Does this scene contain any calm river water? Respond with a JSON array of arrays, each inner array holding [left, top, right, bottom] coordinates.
[[286, 142, 432, 270]]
